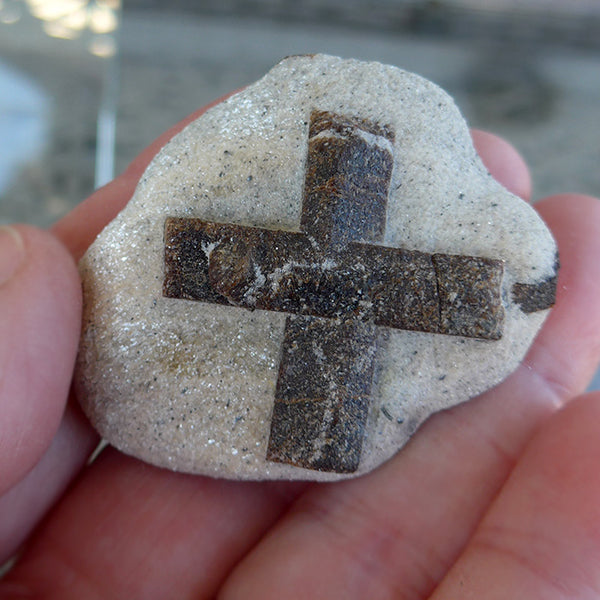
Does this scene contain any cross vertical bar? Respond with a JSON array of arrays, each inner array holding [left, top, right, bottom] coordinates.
[[266, 111, 394, 472]]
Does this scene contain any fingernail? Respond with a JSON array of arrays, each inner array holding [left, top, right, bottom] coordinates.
[[0, 226, 25, 286]]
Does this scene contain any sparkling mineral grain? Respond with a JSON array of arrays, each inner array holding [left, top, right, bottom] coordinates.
[[75, 54, 558, 481]]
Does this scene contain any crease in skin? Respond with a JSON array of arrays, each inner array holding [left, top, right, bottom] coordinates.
[[0, 226, 26, 286]]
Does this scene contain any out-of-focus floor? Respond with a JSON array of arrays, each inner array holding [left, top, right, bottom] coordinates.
[[0, 0, 599, 389]]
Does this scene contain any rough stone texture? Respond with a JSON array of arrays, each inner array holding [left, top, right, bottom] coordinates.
[[76, 54, 558, 481]]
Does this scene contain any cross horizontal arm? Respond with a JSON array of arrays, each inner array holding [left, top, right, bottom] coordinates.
[[164, 217, 505, 340]]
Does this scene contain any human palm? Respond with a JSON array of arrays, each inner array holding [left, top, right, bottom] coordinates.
[[1, 102, 600, 599]]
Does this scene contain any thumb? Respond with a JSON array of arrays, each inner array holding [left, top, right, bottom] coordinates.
[[0, 225, 81, 495]]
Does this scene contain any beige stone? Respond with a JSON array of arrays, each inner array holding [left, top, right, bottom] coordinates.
[[75, 55, 557, 480]]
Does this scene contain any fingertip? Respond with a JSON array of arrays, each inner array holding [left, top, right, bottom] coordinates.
[[0, 225, 82, 494], [471, 129, 532, 201], [536, 192, 600, 230], [524, 193, 600, 397], [532, 390, 600, 486]]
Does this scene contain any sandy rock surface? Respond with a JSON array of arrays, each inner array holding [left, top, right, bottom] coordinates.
[[76, 54, 557, 480]]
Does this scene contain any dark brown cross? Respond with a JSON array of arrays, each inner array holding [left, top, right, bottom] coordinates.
[[163, 110, 552, 474]]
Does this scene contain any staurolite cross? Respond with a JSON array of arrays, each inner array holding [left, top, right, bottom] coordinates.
[[163, 110, 508, 474]]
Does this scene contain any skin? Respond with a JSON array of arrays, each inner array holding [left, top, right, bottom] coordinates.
[[0, 95, 599, 599]]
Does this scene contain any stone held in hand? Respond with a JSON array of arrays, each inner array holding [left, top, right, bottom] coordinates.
[[75, 54, 558, 481]]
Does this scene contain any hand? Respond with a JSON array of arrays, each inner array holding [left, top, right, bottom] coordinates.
[[1, 100, 599, 599]]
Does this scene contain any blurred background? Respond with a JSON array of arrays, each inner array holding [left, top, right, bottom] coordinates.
[[0, 0, 598, 389]]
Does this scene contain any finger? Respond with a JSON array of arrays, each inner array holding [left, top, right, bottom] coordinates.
[[0, 226, 81, 496], [431, 391, 600, 599], [525, 194, 600, 395], [2, 448, 307, 599], [471, 129, 532, 201], [0, 402, 97, 565], [218, 193, 600, 599]]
